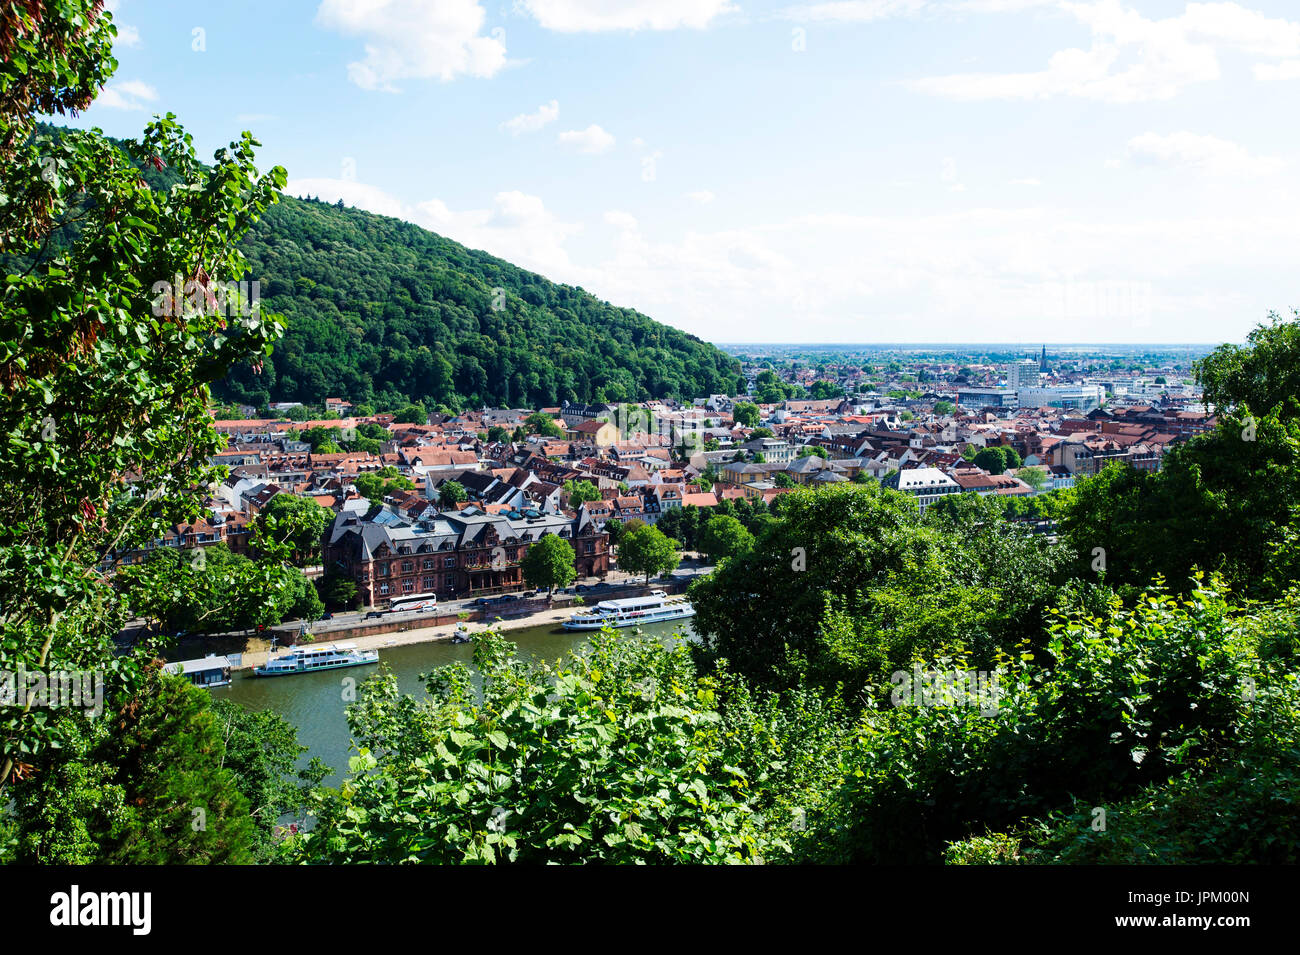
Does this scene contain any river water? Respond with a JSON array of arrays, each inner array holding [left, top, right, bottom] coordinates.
[[215, 618, 697, 784]]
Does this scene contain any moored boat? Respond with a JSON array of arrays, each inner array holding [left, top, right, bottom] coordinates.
[[562, 590, 695, 631], [252, 642, 379, 677]]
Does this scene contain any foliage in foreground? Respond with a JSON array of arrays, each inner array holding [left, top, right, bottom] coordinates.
[[286, 631, 848, 864], [0, 0, 286, 791], [803, 579, 1296, 864]]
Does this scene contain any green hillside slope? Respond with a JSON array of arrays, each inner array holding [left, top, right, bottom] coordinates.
[[218, 195, 741, 410]]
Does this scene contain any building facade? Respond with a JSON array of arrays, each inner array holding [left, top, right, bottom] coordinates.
[[324, 507, 609, 607]]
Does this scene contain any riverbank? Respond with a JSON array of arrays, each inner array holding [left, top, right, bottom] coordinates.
[[234, 604, 581, 670]]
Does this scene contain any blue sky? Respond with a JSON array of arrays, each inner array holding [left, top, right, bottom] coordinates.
[[76, 1, 1300, 344]]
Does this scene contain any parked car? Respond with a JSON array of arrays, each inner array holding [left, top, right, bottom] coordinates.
[[320, 612, 334, 621], [363, 610, 385, 620], [499, 593, 521, 602]]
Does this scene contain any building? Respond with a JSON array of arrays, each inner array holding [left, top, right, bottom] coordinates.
[[741, 437, 796, 464], [563, 418, 620, 447], [323, 507, 609, 607], [883, 467, 961, 511], [1005, 359, 1040, 391], [957, 388, 1019, 411], [1017, 384, 1105, 412], [164, 655, 234, 688]]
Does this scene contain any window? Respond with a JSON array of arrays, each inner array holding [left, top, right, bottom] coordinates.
[[445, 575, 455, 588], [403, 579, 415, 593], [422, 558, 435, 570], [422, 575, 436, 590], [379, 582, 390, 595], [402, 560, 414, 573], [376, 562, 389, 576], [444, 555, 456, 567]]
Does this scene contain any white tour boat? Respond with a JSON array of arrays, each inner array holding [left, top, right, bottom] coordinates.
[[562, 591, 695, 631], [252, 642, 379, 677]]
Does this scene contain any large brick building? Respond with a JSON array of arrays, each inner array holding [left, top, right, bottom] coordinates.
[[323, 506, 609, 607]]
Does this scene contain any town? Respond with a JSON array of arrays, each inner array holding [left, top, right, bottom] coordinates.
[[108, 345, 1213, 647]]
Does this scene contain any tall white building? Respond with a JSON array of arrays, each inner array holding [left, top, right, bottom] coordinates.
[[1005, 359, 1040, 390]]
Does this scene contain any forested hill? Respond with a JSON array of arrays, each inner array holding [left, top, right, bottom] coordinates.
[[218, 195, 742, 410]]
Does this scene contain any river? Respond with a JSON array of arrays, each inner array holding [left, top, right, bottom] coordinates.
[[215, 617, 697, 785]]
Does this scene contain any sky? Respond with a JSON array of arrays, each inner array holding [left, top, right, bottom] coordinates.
[[70, 1, 1300, 345]]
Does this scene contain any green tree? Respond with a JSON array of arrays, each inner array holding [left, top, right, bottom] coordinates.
[[117, 544, 305, 634], [300, 425, 341, 451], [618, 523, 681, 583], [0, 4, 286, 790], [1195, 309, 1300, 418], [973, 446, 1010, 474], [525, 412, 565, 438], [5, 665, 257, 863], [563, 478, 601, 509], [318, 572, 360, 611], [436, 479, 467, 509], [520, 533, 577, 595], [1059, 409, 1300, 598], [209, 699, 329, 861], [690, 484, 1066, 697], [1018, 465, 1048, 492], [393, 402, 428, 424], [253, 494, 331, 565], [699, 514, 755, 564], [285, 633, 772, 864], [732, 402, 761, 428]]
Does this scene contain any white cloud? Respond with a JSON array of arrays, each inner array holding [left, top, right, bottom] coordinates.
[[278, 174, 1300, 342], [778, 1, 929, 22], [522, 0, 736, 32], [415, 191, 583, 274], [1127, 131, 1284, 177], [1180, 2, 1300, 58], [283, 177, 584, 276], [103, 1, 140, 46], [573, 202, 1300, 342], [557, 124, 616, 153], [315, 0, 506, 90], [909, 1, 1300, 103], [500, 99, 559, 135], [1255, 59, 1300, 81], [285, 178, 411, 218], [1009, 177, 1042, 185], [605, 210, 640, 231], [97, 79, 157, 110], [686, 190, 716, 203]]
